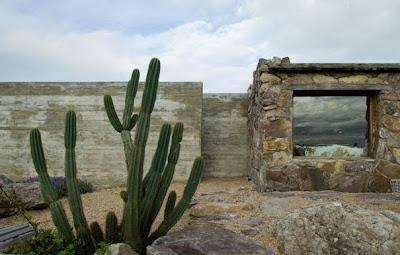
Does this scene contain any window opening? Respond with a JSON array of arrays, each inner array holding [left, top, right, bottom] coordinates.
[[293, 96, 368, 157]]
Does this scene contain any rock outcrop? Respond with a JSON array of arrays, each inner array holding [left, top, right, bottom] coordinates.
[[275, 202, 400, 255], [147, 226, 275, 255]]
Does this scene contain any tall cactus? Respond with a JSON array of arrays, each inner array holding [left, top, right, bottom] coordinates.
[[104, 58, 203, 253], [30, 58, 203, 255]]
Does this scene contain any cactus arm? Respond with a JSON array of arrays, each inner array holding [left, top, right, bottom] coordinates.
[[90, 221, 105, 245], [104, 95, 123, 133], [128, 114, 139, 130], [30, 129, 74, 243], [121, 130, 134, 171], [122, 69, 139, 130], [140, 124, 171, 233], [30, 129, 59, 203], [106, 212, 119, 243], [64, 111, 95, 252], [124, 58, 160, 252], [164, 191, 177, 219], [143, 123, 183, 236], [147, 157, 203, 244], [50, 201, 75, 243]]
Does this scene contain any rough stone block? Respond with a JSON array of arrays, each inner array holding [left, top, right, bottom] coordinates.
[[382, 114, 400, 132], [263, 139, 287, 151], [264, 119, 292, 137], [260, 73, 281, 84], [370, 160, 400, 192], [312, 74, 338, 84], [339, 75, 368, 83]]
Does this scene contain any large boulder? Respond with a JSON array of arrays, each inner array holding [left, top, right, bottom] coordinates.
[[147, 226, 275, 255], [0, 180, 47, 218], [275, 202, 400, 255]]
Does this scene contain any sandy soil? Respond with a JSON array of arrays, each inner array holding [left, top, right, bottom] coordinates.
[[1, 177, 400, 254]]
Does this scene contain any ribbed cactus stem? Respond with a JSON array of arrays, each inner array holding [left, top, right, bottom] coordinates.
[[106, 212, 119, 243], [90, 221, 105, 245], [30, 129, 74, 243], [49, 201, 75, 243], [64, 111, 95, 252], [143, 123, 183, 236], [164, 191, 176, 219], [122, 69, 139, 130], [140, 124, 171, 232], [147, 157, 203, 244], [104, 95, 123, 133], [30, 129, 58, 203], [121, 130, 134, 171], [124, 58, 160, 250]]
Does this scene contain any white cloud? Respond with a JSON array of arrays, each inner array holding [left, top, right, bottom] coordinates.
[[1, 0, 400, 92]]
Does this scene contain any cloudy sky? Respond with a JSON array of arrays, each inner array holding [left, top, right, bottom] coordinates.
[[1, 0, 400, 92]]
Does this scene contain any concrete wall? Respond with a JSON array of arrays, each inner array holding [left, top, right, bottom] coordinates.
[[202, 94, 249, 177], [0, 82, 202, 188]]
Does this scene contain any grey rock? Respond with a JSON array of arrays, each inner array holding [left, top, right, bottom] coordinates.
[[0, 175, 13, 185], [240, 229, 261, 237], [94, 243, 138, 255], [193, 213, 238, 221], [240, 218, 264, 227], [147, 226, 275, 255], [301, 191, 340, 198], [260, 198, 293, 217], [275, 202, 400, 255], [0, 182, 47, 218], [263, 192, 295, 198], [356, 193, 400, 201]]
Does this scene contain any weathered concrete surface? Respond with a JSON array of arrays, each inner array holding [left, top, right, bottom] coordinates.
[[202, 94, 249, 177], [0, 82, 202, 188]]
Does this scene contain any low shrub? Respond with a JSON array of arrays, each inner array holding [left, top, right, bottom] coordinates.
[[21, 176, 94, 197], [5, 228, 82, 255]]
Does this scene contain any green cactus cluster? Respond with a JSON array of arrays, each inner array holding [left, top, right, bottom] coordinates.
[[30, 58, 203, 254]]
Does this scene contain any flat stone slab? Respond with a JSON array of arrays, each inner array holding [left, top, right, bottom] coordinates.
[[263, 192, 296, 198], [147, 226, 275, 255], [193, 214, 238, 221], [240, 218, 264, 227], [260, 198, 294, 217], [356, 194, 400, 200], [301, 191, 341, 198], [241, 229, 261, 237]]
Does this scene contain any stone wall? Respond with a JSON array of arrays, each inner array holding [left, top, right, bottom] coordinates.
[[0, 82, 202, 188], [202, 94, 249, 177], [249, 57, 400, 192]]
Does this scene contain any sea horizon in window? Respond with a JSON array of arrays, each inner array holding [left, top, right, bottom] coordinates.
[[293, 96, 367, 157]]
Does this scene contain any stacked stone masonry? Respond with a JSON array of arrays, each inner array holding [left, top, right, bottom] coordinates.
[[248, 57, 400, 192]]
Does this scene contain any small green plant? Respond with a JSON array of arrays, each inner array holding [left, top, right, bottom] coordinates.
[[5, 229, 82, 255], [95, 242, 112, 255]]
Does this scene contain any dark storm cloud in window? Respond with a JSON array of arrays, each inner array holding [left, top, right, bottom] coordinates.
[[293, 96, 367, 147]]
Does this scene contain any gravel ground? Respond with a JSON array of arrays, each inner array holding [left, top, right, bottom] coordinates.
[[1, 177, 400, 254]]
